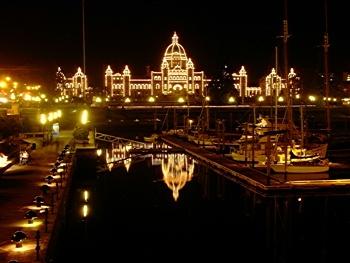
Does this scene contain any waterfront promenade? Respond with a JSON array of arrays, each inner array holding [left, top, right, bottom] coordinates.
[[0, 130, 73, 263]]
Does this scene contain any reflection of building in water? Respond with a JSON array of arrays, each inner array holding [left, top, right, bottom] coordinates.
[[105, 144, 132, 172], [161, 154, 195, 201], [150, 144, 172, 166]]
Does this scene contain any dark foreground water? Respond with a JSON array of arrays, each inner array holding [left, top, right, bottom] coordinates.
[[50, 147, 350, 263]]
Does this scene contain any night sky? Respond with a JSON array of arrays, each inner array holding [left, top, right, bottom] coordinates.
[[0, 0, 348, 92]]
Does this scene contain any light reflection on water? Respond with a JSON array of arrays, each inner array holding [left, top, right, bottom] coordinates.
[[54, 140, 350, 262], [103, 142, 195, 201], [161, 153, 195, 201]]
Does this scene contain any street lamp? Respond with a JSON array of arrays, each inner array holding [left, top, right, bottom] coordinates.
[[81, 109, 89, 125], [148, 96, 157, 131], [50, 167, 57, 176], [45, 175, 55, 185], [33, 196, 45, 208], [41, 184, 51, 196], [308, 95, 317, 102], [24, 210, 38, 224], [257, 96, 265, 102], [228, 96, 236, 103], [177, 97, 185, 104], [188, 119, 193, 130], [11, 230, 27, 248]]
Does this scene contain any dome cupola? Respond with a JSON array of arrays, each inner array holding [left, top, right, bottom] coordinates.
[[163, 32, 188, 70]]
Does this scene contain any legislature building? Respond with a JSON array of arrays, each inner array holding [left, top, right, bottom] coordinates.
[[104, 32, 210, 102]]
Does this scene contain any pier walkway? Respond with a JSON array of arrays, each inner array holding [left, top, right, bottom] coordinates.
[[161, 135, 350, 196], [0, 130, 73, 262]]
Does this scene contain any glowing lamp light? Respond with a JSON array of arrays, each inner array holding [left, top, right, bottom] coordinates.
[[125, 98, 131, 103], [82, 204, 88, 218], [81, 109, 88, 125], [83, 190, 89, 202], [40, 114, 47, 125], [48, 112, 53, 122], [205, 96, 210, 102], [308, 95, 316, 102], [228, 96, 235, 103], [278, 96, 284, 102], [0, 97, 8, 103], [148, 96, 155, 103], [24, 94, 31, 101], [178, 97, 185, 103], [0, 81, 7, 88], [96, 149, 102, 156], [257, 96, 264, 102]]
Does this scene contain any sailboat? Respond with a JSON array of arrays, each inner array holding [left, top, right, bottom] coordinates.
[[269, 0, 330, 174], [231, 116, 279, 164], [270, 143, 330, 173], [229, 115, 329, 172]]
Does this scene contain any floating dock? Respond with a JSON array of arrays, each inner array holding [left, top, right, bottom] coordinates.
[[161, 135, 350, 196]]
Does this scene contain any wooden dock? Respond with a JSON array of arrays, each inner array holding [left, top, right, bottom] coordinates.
[[128, 147, 183, 155], [161, 135, 350, 196]]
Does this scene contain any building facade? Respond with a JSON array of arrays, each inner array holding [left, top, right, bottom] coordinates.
[[56, 67, 88, 98], [105, 32, 210, 101], [232, 66, 300, 98]]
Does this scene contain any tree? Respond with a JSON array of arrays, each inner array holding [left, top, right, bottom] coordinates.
[[73, 126, 89, 141], [208, 65, 237, 104]]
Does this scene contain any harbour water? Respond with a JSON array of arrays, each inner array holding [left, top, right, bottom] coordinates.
[[50, 141, 350, 263]]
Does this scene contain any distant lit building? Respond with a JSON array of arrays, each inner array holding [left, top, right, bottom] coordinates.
[[105, 32, 210, 100], [265, 68, 282, 97], [342, 72, 350, 96], [56, 67, 88, 98], [233, 66, 300, 98], [232, 66, 260, 97]]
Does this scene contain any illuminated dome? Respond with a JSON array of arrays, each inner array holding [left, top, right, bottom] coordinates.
[[163, 32, 188, 70]]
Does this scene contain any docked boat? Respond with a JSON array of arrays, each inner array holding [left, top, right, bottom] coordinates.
[[230, 116, 328, 167], [270, 159, 329, 173], [270, 145, 330, 173], [144, 133, 159, 143]]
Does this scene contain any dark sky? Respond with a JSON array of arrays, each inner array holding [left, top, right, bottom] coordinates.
[[0, 0, 348, 91]]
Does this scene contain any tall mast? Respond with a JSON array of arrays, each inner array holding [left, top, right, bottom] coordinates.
[[283, 0, 292, 138], [323, 0, 331, 132], [82, 0, 86, 74], [82, 0, 86, 99], [275, 46, 278, 130]]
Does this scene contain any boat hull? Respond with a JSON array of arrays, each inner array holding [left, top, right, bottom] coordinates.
[[271, 164, 329, 173]]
